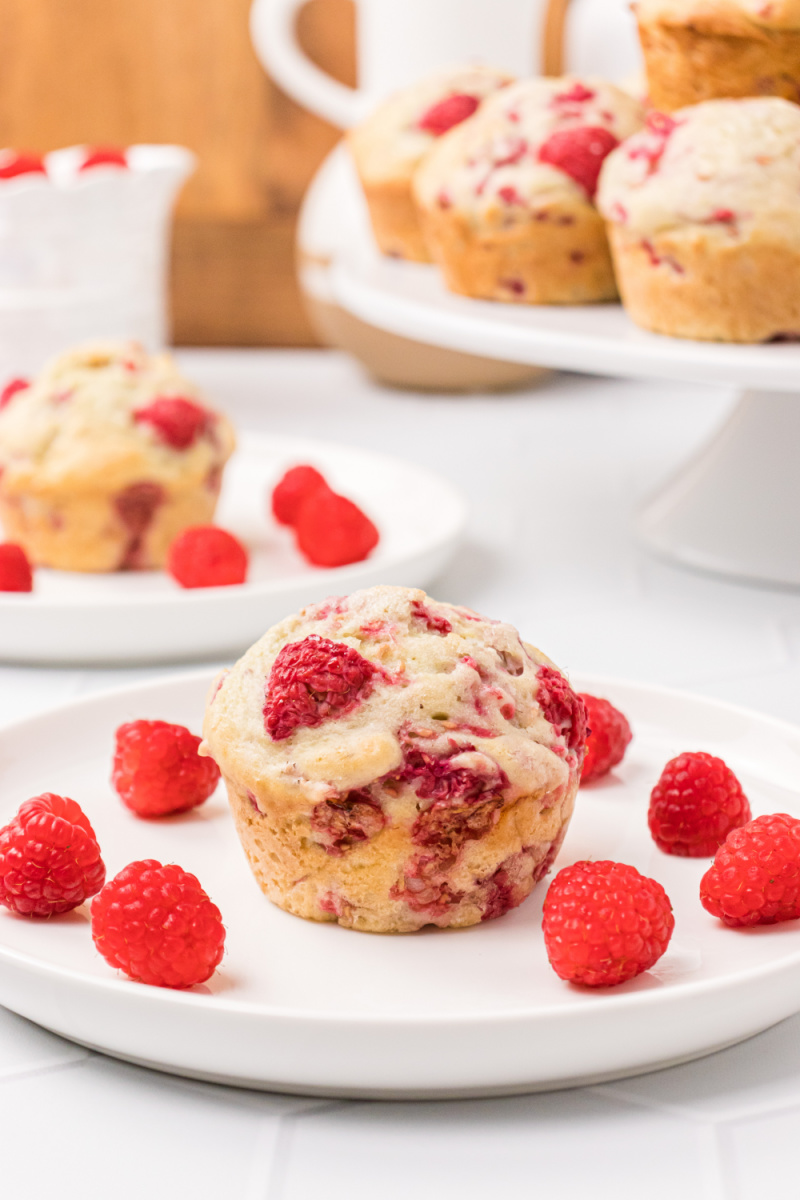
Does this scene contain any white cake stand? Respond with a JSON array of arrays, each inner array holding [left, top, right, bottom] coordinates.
[[328, 155, 800, 588]]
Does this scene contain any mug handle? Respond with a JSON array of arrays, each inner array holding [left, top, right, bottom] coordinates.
[[542, 0, 571, 74], [250, 0, 367, 129]]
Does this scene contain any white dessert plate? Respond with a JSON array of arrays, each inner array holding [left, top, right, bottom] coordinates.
[[1, 670, 800, 1098], [0, 432, 466, 665]]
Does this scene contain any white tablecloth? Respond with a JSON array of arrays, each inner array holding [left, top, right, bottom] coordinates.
[[1, 349, 795, 1199]]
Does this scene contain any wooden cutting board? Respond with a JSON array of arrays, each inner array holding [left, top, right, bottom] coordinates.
[[0, 0, 356, 345]]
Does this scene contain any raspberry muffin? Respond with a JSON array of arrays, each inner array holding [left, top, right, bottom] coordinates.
[[597, 98, 800, 341], [348, 65, 514, 262], [413, 77, 645, 303], [202, 585, 586, 934], [0, 341, 235, 571], [636, 0, 800, 112]]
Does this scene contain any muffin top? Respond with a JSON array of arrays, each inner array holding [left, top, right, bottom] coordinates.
[[413, 76, 645, 223], [348, 65, 514, 186], [202, 585, 585, 814], [0, 341, 235, 492], [597, 98, 800, 240], [634, 0, 800, 30]]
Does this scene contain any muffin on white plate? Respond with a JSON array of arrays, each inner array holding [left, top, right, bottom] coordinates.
[[636, 0, 800, 112], [202, 585, 586, 934], [348, 65, 514, 262], [0, 341, 235, 571], [413, 76, 645, 303], [598, 97, 800, 341]]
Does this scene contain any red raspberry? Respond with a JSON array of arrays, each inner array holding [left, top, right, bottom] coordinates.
[[91, 859, 225, 988], [418, 93, 480, 136], [112, 720, 220, 817], [700, 813, 800, 926], [134, 395, 211, 450], [271, 464, 328, 526], [649, 751, 751, 857], [543, 860, 675, 987], [538, 126, 619, 197], [536, 665, 587, 752], [167, 526, 248, 588], [0, 377, 30, 409], [265, 633, 378, 740], [579, 694, 632, 782], [295, 488, 379, 567], [0, 543, 33, 592], [0, 151, 46, 180], [0, 793, 105, 917], [79, 145, 128, 171]]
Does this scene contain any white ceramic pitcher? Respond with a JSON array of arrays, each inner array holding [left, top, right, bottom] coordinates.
[[250, 0, 641, 130]]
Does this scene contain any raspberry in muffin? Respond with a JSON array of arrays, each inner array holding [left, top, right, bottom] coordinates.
[[0, 341, 235, 571], [348, 65, 514, 262], [636, 0, 800, 112], [202, 585, 585, 934], [413, 77, 645, 303], [597, 97, 800, 341]]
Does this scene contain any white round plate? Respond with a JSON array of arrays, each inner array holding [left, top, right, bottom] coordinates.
[[0, 432, 466, 665], [1, 670, 800, 1098], [323, 145, 800, 391]]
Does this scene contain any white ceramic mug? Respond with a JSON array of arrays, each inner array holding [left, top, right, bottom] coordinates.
[[250, 0, 550, 129]]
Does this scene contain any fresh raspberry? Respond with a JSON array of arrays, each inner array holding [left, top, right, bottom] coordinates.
[[538, 126, 619, 197], [294, 488, 379, 567], [536, 665, 587, 752], [579, 694, 632, 782], [311, 790, 386, 856], [134, 395, 211, 450], [91, 859, 225, 988], [79, 145, 128, 171], [700, 813, 800, 926], [0, 151, 46, 180], [0, 377, 30, 409], [167, 526, 248, 588], [0, 793, 105, 917], [265, 633, 378, 740], [0, 543, 33, 592], [543, 860, 674, 987], [112, 720, 220, 817], [648, 751, 751, 857], [271, 464, 328, 526], [418, 93, 480, 136]]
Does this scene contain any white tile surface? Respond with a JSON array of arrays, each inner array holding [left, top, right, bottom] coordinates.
[[3, 349, 800, 1196]]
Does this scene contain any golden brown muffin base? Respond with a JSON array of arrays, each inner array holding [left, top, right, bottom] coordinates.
[[0, 479, 221, 571], [360, 177, 432, 262], [417, 199, 618, 304], [609, 225, 800, 341], [638, 16, 800, 110], [224, 774, 576, 935]]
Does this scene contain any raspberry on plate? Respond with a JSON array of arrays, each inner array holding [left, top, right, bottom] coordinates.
[[112, 719, 220, 817], [700, 812, 800, 927], [0, 377, 30, 410], [0, 151, 46, 180], [649, 751, 751, 857], [271, 464, 328, 526], [0, 793, 105, 917], [79, 146, 128, 171], [543, 859, 674, 987], [294, 488, 379, 567], [91, 859, 225, 988], [167, 525, 248, 588], [579, 694, 632, 782], [0, 543, 33, 592]]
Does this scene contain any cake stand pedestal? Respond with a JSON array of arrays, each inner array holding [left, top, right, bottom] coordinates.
[[330, 200, 800, 589]]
